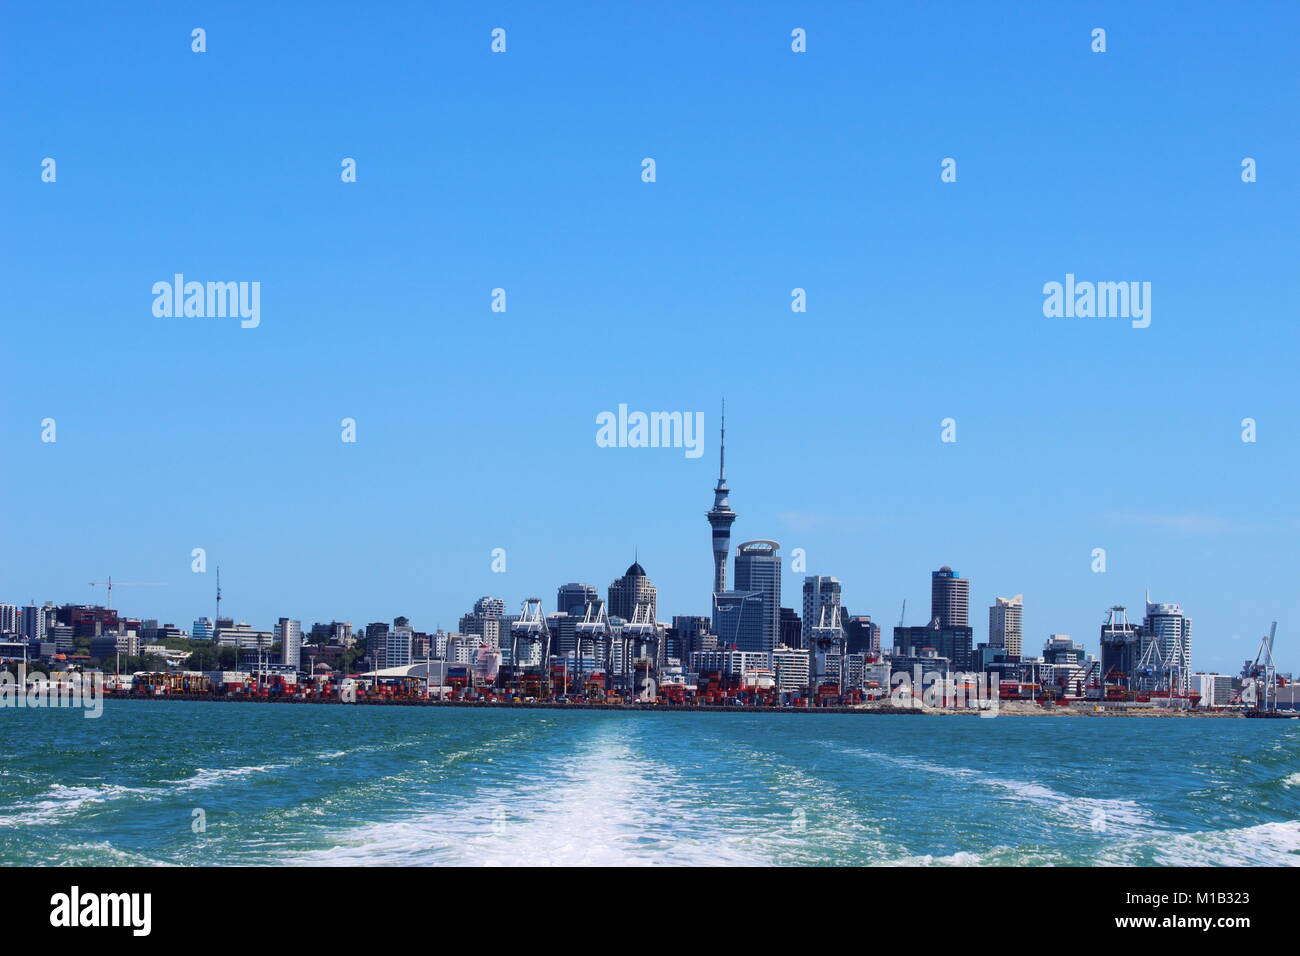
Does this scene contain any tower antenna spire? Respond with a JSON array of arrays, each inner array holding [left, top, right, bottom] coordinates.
[[719, 398, 726, 481]]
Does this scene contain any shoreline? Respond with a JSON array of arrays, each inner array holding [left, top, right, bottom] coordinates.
[[101, 694, 1246, 717]]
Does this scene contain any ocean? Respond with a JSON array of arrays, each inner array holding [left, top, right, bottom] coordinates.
[[1, 701, 1297, 866]]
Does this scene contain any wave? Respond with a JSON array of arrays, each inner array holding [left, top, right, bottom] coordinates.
[[292, 734, 769, 867]]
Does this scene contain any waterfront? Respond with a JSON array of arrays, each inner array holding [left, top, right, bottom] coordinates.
[[1, 701, 1297, 866]]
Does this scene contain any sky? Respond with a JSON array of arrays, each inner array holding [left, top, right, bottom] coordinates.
[[2, 1, 1297, 676]]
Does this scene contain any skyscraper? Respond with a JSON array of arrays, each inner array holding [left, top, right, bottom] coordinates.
[[706, 403, 737, 598], [459, 596, 506, 647], [21, 605, 46, 641], [557, 582, 599, 616], [989, 594, 1023, 657], [1140, 598, 1193, 693], [779, 607, 802, 649], [608, 560, 657, 622], [802, 576, 842, 649], [712, 590, 766, 652], [844, 615, 880, 655], [733, 540, 781, 652], [386, 620, 413, 668], [277, 617, 302, 669], [931, 566, 969, 628]]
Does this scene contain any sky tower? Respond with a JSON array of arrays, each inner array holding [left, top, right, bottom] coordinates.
[[706, 401, 737, 597]]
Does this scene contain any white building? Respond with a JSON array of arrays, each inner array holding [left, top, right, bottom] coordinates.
[[277, 618, 302, 671], [386, 623, 413, 668], [215, 623, 275, 650], [1192, 672, 1235, 708]]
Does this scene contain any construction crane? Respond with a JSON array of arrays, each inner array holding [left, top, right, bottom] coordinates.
[[575, 600, 610, 692], [623, 603, 658, 697], [1241, 622, 1278, 712], [810, 603, 846, 703], [898, 599, 906, 628], [508, 598, 552, 697], [87, 576, 164, 610]]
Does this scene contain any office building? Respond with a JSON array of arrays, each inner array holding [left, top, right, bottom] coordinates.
[[21, 605, 45, 642], [802, 576, 842, 650], [712, 590, 766, 652], [733, 541, 781, 652], [386, 621, 413, 668], [557, 583, 599, 616], [277, 618, 302, 670], [779, 607, 802, 650], [894, 622, 974, 671], [1192, 673, 1235, 708], [931, 566, 969, 628], [844, 615, 880, 655], [458, 597, 506, 648], [608, 561, 657, 622], [989, 594, 1023, 657]]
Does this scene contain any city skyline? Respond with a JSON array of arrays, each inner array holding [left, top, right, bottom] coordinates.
[[0, 412, 1283, 674]]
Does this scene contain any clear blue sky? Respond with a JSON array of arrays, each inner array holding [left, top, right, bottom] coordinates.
[[2, 1, 1296, 675]]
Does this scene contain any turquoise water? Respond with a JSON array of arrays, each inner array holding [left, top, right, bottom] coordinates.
[[2, 701, 1297, 865]]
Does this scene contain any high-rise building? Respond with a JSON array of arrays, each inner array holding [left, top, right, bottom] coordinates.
[[711, 590, 767, 652], [931, 566, 969, 628], [557, 583, 599, 616], [548, 612, 577, 657], [894, 622, 974, 672], [277, 618, 302, 670], [458, 597, 506, 648], [192, 617, 214, 642], [989, 594, 1023, 657], [779, 607, 802, 650], [365, 621, 389, 667], [706, 405, 737, 598], [802, 576, 841, 649], [0, 605, 19, 637], [1140, 599, 1193, 693], [21, 605, 46, 641], [733, 541, 781, 652], [672, 615, 711, 661], [844, 615, 880, 655], [608, 561, 657, 622], [386, 621, 413, 668]]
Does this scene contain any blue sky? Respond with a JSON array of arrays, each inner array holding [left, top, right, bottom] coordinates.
[[2, 1, 1296, 675]]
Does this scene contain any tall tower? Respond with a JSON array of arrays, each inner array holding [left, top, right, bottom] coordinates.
[[930, 566, 969, 628], [706, 401, 737, 597]]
